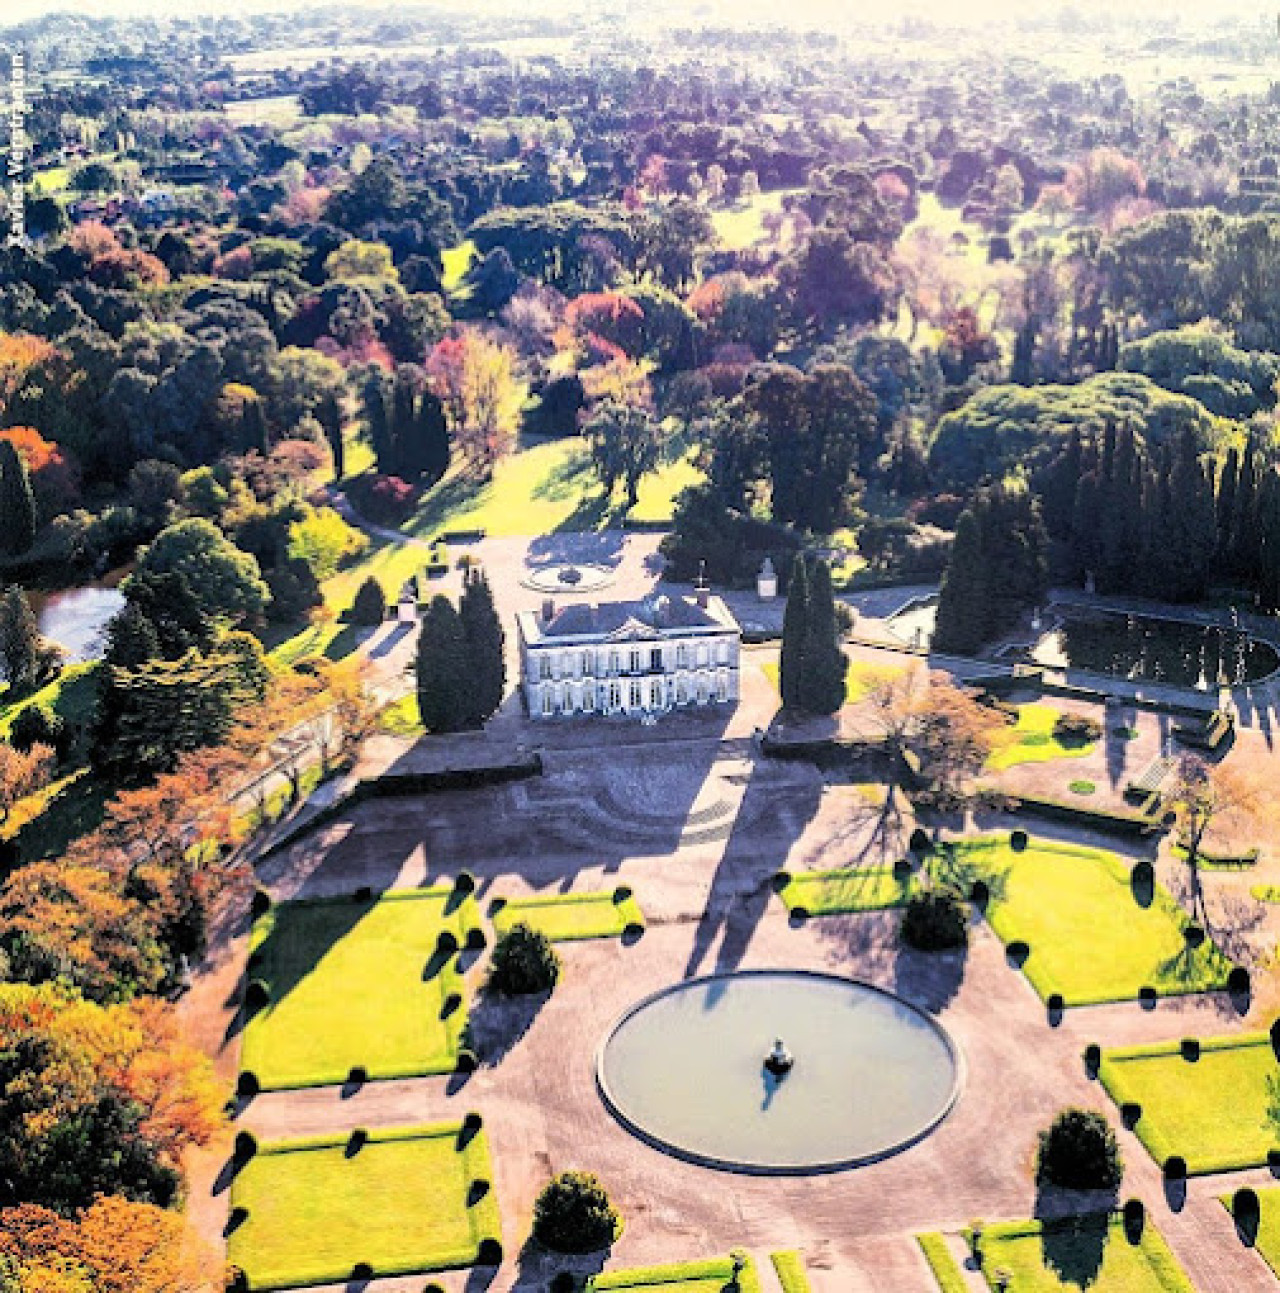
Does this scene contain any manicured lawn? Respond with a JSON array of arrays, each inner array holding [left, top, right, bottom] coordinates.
[[240, 886, 482, 1090], [1221, 1187, 1280, 1278], [0, 662, 97, 738], [956, 836, 1233, 1006], [1099, 1033, 1280, 1174], [403, 438, 702, 541], [491, 888, 645, 941], [987, 703, 1096, 772], [770, 1250, 812, 1293], [228, 1121, 500, 1291], [916, 1233, 968, 1293], [774, 865, 915, 916], [589, 1256, 763, 1291], [763, 658, 904, 705], [973, 1215, 1193, 1291]]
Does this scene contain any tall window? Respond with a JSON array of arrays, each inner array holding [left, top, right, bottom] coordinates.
[[650, 647, 663, 672], [582, 682, 595, 712], [542, 687, 554, 716], [630, 649, 642, 674], [630, 680, 643, 709], [717, 672, 729, 701], [676, 643, 688, 668], [609, 651, 620, 675], [539, 655, 552, 681]]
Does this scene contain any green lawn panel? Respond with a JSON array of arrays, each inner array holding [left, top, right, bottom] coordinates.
[[229, 1121, 500, 1291], [775, 866, 915, 916], [241, 886, 480, 1090], [1100, 1033, 1280, 1173], [770, 1250, 813, 1293], [590, 1256, 763, 1291], [491, 889, 645, 942], [986, 703, 1096, 772], [954, 837, 1232, 1006], [916, 1233, 969, 1293], [976, 1215, 1194, 1291]]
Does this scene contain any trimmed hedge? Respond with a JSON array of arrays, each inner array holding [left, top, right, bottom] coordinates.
[[914, 1233, 969, 1293], [1005, 791, 1161, 837]]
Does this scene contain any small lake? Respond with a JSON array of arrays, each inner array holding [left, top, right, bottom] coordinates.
[[885, 598, 1279, 689], [32, 584, 126, 663], [1032, 609, 1280, 689]]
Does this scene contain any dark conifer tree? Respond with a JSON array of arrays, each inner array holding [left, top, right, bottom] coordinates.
[[416, 595, 469, 733], [0, 586, 40, 691], [933, 509, 987, 654], [1216, 446, 1239, 566], [779, 554, 810, 710], [459, 566, 506, 724], [798, 558, 847, 714], [0, 441, 37, 557], [1256, 469, 1280, 614], [240, 399, 269, 455], [318, 393, 345, 481]]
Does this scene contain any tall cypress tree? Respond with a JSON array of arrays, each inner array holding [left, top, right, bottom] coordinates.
[[933, 508, 988, 655], [1160, 429, 1217, 602], [362, 369, 394, 475], [1257, 468, 1280, 614], [416, 595, 469, 733], [1216, 446, 1239, 565], [779, 555, 810, 710], [318, 393, 345, 481], [799, 558, 847, 715], [0, 441, 37, 557], [459, 566, 506, 725], [1231, 450, 1259, 581], [0, 585, 40, 692], [240, 398, 269, 455]]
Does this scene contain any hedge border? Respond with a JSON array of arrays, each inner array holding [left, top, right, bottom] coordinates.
[[914, 1233, 968, 1293]]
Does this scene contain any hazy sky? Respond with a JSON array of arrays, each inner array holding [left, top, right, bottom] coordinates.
[[1, 0, 1251, 25]]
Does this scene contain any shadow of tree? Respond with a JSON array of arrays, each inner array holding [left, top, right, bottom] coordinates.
[[511, 1237, 608, 1290], [1031, 1192, 1120, 1290], [461, 988, 549, 1066]]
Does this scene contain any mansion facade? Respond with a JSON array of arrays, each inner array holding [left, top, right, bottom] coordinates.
[[516, 591, 742, 720]]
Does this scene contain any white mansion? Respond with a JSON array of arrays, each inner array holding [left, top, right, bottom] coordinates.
[[516, 590, 742, 719]]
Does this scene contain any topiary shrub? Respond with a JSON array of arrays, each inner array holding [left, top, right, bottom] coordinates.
[[465, 927, 487, 951], [909, 827, 933, 855], [1053, 713, 1103, 745], [487, 923, 561, 996], [1181, 1038, 1201, 1061], [456, 1048, 478, 1073], [1047, 992, 1064, 1014], [1010, 829, 1028, 852], [350, 577, 387, 626], [454, 871, 477, 895], [613, 886, 633, 902], [250, 888, 272, 919], [236, 1070, 260, 1099], [244, 979, 271, 1012], [1083, 1043, 1101, 1076], [1036, 1108, 1123, 1191], [970, 879, 990, 909], [1164, 1154, 1187, 1181], [477, 1238, 503, 1265], [1229, 966, 1252, 995], [531, 1171, 622, 1254], [347, 1128, 368, 1155], [1122, 1198, 1145, 1241], [900, 889, 969, 951], [1183, 924, 1205, 948], [1131, 859, 1154, 889], [234, 1131, 258, 1162], [436, 930, 460, 956]]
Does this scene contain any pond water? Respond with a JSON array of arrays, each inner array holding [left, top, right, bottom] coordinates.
[[1031, 609, 1279, 689], [886, 598, 1279, 689], [597, 970, 961, 1173], [33, 584, 125, 663]]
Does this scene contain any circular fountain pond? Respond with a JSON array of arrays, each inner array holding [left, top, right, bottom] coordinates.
[[596, 970, 961, 1174]]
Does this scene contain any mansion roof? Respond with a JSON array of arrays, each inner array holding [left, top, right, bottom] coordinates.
[[517, 593, 739, 646]]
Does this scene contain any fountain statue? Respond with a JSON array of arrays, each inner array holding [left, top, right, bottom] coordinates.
[[764, 1037, 794, 1077]]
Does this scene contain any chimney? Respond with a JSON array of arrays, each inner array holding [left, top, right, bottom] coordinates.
[[541, 597, 556, 625], [694, 560, 709, 610]]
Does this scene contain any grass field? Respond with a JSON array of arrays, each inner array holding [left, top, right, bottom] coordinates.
[[441, 240, 478, 292], [228, 1121, 500, 1291], [490, 889, 645, 941], [589, 1256, 763, 1291], [0, 662, 97, 739], [973, 1215, 1193, 1292], [1221, 1187, 1280, 1278], [402, 437, 701, 542], [1099, 1033, 1280, 1174], [986, 704, 1097, 772], [957, 836, 1232, 1006], [240, 886, 482, 1090], [710, 188, 804, 251], [916, 1234, 968, 1293], [774, 865, 915, 917]]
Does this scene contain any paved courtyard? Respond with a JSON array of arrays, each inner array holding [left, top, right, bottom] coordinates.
[[183, 727, 1280, 1292]]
